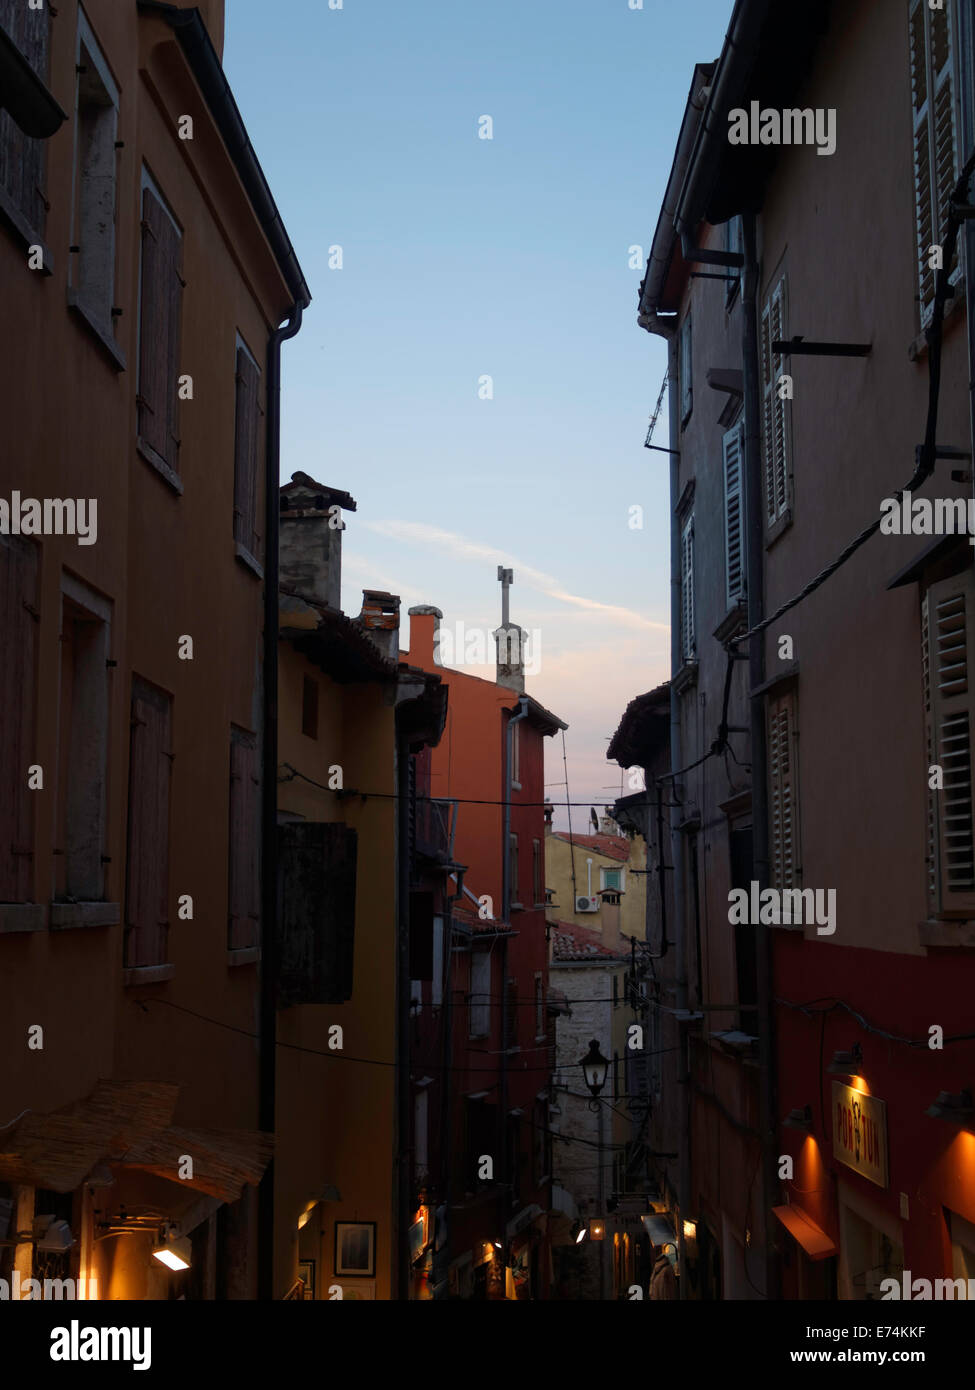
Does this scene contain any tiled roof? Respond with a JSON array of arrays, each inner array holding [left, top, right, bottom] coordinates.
[[549, 920, 626, 962], [551, 832, 630, 863]]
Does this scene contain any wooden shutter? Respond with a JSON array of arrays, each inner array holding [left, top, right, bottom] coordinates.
[[125, 679, 172, 966], [0, 0, 49, 234], [138, 186, 183, 470], [228, 727, 260, 949], [910, 0, 958, 323], [680, 514, 695, 661], [679, 314, 692, 423], [723, 422, 744, 607], [277, 821, 358, 1006], [233, 347, 262, 558], [922, 573, 975, 913], [768, 691, 798, 891], [761, 279, 789, 527], [0, 537, 38, 901]]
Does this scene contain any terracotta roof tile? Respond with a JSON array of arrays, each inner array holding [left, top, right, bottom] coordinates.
[[551, 832, 631, 862]]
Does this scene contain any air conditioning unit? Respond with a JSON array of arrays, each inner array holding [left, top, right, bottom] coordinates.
[[575, 895, 598, 913]]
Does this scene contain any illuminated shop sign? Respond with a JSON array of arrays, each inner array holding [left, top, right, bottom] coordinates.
[[832, 1082, 888, 1188]]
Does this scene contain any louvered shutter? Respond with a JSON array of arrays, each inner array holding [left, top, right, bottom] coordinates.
[[768, 692, 798, 891], [233, 348, 262, 558], [680, 514, 695, 661], [277, 822, 358, 1005], [0, 537, 38, 902], [922, 573, 975, 913], [228, 727, 260, 949], [910, 0, 958, 324], [679, 315, 692, 424], [761, 278, 789, 527], [0, 0, 49, 234], [125, 680, 171, 966], [723, 422, 744, 607], [138, 187, 183, 470]]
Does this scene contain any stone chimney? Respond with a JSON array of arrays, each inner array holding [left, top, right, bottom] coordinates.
[[599, 812, 619, 836], [407, 605, 443, 668], [359, 590, 400, 661], [279, 472, 357, 611], [495, 566, 525, 692], [600, 895, 621, 950], [543, 802, 554, 834]]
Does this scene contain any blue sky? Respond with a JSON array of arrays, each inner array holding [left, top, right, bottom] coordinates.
[[223, 0, 733, 822]]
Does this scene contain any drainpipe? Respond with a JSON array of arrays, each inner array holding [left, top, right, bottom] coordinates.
[[258, 302, 304, 1301], [395, 713, 413, 1301], [500, 698, 530, 1285], [663, 328, 691, 1301], [741, 210, 777, 1299]]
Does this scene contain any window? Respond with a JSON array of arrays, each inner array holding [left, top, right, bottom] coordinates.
[[228, 727, 260, 950], [600, 866, 623, 892], [680, 512, 695, 662], [768, 690, 799, 891], [277, 821, 357, 1004], [724, 216, 742, 304], [70, 15, 120, 334], [301, 675, 318, 739], [505, 976, 518, 1049], [761, 276, 790, 527], [125, 678, 172, 967], [723, 422, 744, 606], [0, 536, 38, 903], [534, 972, 543, 1039], [679, 313, 692, 425], [0, 0, 50, 238], [511, 717, 520, 786], [137, 172, 183, 480], [233, 336, 263, 561], [532, 837, 541, 905], [922, 571, 975, 914], [910, 0, 958, 324], [56, 577, 110, 902], [469, 950, 491, 1037], [510, 832, 519, 904]]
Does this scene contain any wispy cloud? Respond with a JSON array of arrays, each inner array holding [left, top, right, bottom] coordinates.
[[361, 519, 668, 634]]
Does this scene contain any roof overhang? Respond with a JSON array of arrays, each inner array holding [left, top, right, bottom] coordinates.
[[772, 1203, 837, 1261]]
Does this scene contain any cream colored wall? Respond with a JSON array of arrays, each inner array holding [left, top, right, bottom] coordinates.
[[545, 832, 647, 943]]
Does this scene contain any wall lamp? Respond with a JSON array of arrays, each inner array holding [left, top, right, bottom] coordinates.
[[925, 1088, 974, 1127], [579, 1040, 609, 1098], [151, 1233, 191, 1271], [827, 1044, 863, 1076], [783, 1105, 813, 1132]]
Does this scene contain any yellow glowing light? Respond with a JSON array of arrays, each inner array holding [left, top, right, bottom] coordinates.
[[152, 1237, 191, 1271], [683, 1220, 697, 1239]]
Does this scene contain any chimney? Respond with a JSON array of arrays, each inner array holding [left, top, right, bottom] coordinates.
[[495, 566, 525, 692], [359, 590, 400, 661], [599, 812, 619, 836], [407, 605, 443, 669], [543, 802, 554, 834], [601, 896, 621, 951], [279, 472, 357, 611]]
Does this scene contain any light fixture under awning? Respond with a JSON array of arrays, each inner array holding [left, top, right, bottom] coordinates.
[[772, 1204, 837, 1261]]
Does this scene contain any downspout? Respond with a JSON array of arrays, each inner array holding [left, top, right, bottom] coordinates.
[[395, 713, 413, 1301], [741, 210, 777, 1299], [258, 301, 304, 1301], [500, 697, 530, 1283], [663, 328, 691, 1301]]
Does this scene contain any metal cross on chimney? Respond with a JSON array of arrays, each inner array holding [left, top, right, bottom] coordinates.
[[498, 566, 513, 629]]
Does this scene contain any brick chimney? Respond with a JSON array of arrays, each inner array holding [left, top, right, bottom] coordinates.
[[407, 605, 443, 668], [359, 590, 400, 661], [600, 895, 621, 950], [279, 472, 357, 610]]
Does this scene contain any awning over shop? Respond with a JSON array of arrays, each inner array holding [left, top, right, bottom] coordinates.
[[0, 1080, 273, 1202], [772, 1204, 837, 1261]]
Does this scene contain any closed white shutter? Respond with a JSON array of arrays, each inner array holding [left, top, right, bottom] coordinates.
[[679, 314, 692, 424], [761, 278, 789, 527], [922, 572, 975, 913], [768, 692, 798, 890], [910, 0, 958, 324], [723, 422, 744, 607], [681, 514, 695, 661]]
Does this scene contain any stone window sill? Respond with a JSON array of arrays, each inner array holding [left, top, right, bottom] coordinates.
[[234, 542, 264, 579], [123, 963, 175, 986], [67, 290, 126, 371], [227, 946, 261, 966], [137, 437, 183, 495], [50, 901, 119, 931], [0, 904, 45, 933], [673, 660, 698, 697]]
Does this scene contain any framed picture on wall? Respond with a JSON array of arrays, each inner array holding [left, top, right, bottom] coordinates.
[[298, 1259, 315, 1300], [334, 1222, 376, 1278]]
